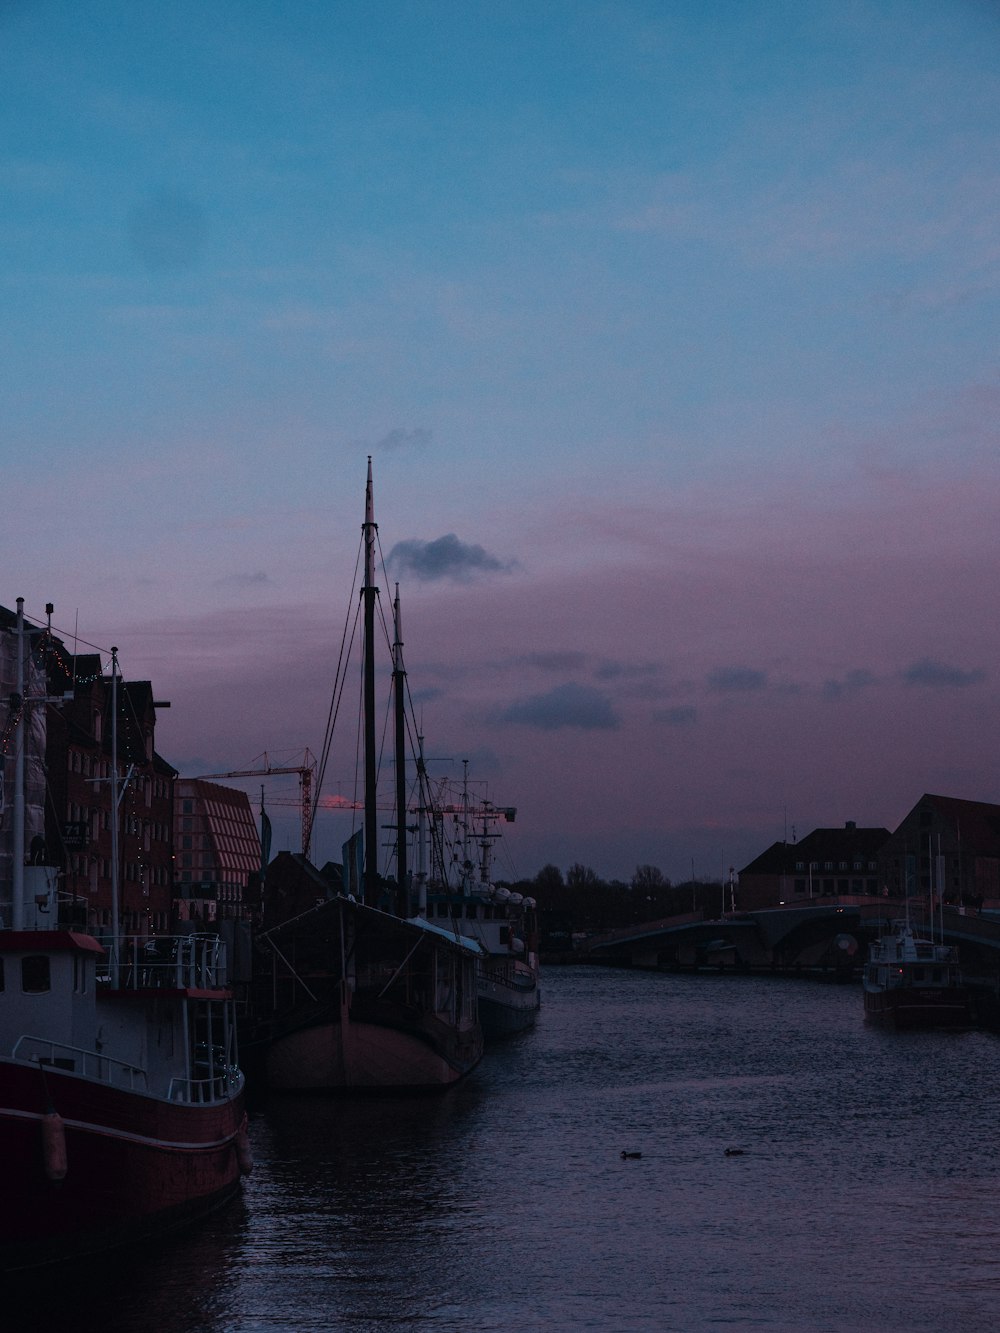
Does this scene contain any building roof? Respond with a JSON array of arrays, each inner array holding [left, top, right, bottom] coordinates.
[[739, 823, 890, 877]]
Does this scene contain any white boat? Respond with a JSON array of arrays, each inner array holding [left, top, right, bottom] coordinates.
[[863, 919, 970, 1029], [421, 767, 540, 1040]]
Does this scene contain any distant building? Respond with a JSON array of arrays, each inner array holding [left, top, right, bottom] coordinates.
[[877, 793, 1000, 908], [737, 821, 890, 911], [173, 779, 261, 923]]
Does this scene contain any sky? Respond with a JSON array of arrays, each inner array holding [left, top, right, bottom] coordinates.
[[3, 0, 999, 885]]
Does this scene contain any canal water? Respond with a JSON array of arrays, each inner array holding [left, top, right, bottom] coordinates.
[[12, 965, 1000, 1331]]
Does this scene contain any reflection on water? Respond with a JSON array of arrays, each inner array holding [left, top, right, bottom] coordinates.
[[9, 967, 1000, 1331]]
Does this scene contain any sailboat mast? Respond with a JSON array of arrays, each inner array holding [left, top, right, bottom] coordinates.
[[393, 585, 407, 916], [416, 732, 428, 918], [12, 598, 25, 931], [109, 647, 121, 984], [362, 458, 379, 908]]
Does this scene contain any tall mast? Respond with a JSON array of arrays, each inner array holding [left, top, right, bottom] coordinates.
[[393, 584, 407, 916], [362, 458, 379, 908], [109, 647, 121, 984], [415, 732, 428, 918], [12, 598, 25, 930]]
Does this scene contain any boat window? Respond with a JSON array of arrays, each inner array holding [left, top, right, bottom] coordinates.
[[21, 955, 51, 993], [911, 968, 924, 982]]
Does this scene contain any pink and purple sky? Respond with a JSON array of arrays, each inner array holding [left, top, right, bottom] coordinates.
[[3, 1, 998, 883]]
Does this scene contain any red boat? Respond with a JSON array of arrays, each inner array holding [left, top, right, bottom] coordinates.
[[0, 608, 248, 1271], [0, 912, 249, 1271]]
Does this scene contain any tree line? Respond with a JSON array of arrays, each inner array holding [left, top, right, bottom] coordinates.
[[510, 863, 726, 938]]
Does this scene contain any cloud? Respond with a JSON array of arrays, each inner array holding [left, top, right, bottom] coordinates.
[[499, 682, 620, 731], [374, 427, 432, 452], [654, 705, 698, 726], [706, 666, 768, 693], [900, 658, 986, 688], [821, 668, 877, 700], [387, 533, 516, 582]]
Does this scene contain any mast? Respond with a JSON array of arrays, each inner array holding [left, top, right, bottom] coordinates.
[[362, 458, 379, 908], [12, 598, 25, 931], [109, 647, 121, 984], [415, 732, 428, 918], [393, 584, 407, 917]]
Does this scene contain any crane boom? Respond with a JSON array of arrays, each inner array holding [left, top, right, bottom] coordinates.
[[195, 750, 315, 858]]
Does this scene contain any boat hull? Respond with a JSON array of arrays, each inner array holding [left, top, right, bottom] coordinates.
[[478, 975, 540, 1040], [0, 1057, 245, 1271], [863, 988, 971, 1030], [264, 1013, 482, 1090]]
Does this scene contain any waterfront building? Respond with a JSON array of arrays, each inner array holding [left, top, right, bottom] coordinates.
[[737, 821, 890, 910], [0, 604, 175, 935], [876, 793, 1000, 909], [173, 778, 261, 923]]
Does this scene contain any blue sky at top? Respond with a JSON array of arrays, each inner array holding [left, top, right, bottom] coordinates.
[[2, 0, 998, 877]]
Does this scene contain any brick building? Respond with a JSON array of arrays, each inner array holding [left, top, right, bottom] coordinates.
[[877, 793, 1000, 908]]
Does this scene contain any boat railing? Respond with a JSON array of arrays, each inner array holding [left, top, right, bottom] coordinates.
[[13, 1035, 148, 1091], [167, 1067, 244, 1104], [97, 933, 229, 991]]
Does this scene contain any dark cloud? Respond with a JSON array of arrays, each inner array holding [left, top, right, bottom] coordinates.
[[822, 668, 877, 700], [499, 682, 620, 731], [127, 189, 207, 272], [374, 427, 432, 452], [388, 533, 515, 582], [901, 658, 986, 688], [654, 705, 697, 726], [706, 666, 767, 693]]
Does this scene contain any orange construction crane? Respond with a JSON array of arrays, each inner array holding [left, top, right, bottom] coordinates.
[[197, 750, 316, 858]]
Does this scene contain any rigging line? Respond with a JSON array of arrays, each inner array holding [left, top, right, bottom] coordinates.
[[313, 530, 366, 828], [313, 596, 362, 836], [18, 610, 110, 658]]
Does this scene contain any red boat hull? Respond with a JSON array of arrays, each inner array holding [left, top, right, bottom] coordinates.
[[0, 1057, 245, 1271], [863, 988, 971, 1030]]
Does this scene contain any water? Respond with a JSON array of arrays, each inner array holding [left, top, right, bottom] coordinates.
[[12, 966, 1000, 1331]]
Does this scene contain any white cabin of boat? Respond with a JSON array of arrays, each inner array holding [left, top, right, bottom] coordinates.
[[0, 866, 241, 1104]]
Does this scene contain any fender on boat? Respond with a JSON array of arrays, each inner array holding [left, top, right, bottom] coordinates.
[[41, 1110, 68, 1182]]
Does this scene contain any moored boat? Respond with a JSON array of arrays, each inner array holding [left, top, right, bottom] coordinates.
[[863, 919, 971, 1029], [422, 775, 540, 1040], [244, 462, 484, 1090], [0, 605, 248, 1271]]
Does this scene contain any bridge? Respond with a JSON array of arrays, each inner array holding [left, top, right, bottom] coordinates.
[[585, 898, 1000, 1000]]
